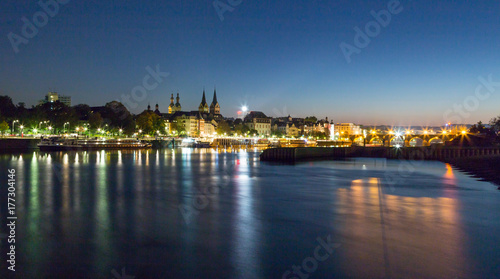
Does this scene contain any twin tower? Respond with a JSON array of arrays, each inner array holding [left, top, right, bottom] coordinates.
[[167, 88, 220, 115], [198, 88, 220, 115]]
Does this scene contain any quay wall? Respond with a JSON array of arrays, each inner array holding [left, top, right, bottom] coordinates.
[[260, 146, 500, 162], [0, 138, 40, 150]]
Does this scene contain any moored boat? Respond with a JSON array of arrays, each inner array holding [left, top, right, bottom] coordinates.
[[38, 137, 152, 151]]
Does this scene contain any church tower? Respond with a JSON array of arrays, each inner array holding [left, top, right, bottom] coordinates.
[[154, 103, 160, 115], [175, 93, 181, 112], [199, 89, 209, 113], [210, 87, 220, 115], [168, 94, 175, 114]]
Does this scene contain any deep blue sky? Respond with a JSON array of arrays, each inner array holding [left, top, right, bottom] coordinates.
[[1, 0, 500, 125]]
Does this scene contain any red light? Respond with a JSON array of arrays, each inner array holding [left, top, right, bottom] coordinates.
[[237, 111, 242, 115]]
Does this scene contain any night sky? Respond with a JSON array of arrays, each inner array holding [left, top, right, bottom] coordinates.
[[1, 0, 500, 125]]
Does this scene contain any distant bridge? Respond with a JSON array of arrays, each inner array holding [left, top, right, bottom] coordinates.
[[354, 132, 465, 147]]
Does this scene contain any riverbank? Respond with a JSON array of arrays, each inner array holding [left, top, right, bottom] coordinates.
[[447, 156, 500, 187]]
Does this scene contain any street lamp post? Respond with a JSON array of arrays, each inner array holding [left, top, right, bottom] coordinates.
[[64, 122, 70, 133], [39, 121, 48, 134], [12, 120, 19, 135]]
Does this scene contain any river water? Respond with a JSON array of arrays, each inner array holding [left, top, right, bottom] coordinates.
[[0, 149, 499, 278]]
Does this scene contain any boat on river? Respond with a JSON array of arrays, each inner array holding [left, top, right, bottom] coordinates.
[[38, 137, 152, 151]]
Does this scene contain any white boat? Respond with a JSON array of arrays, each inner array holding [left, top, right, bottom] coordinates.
[[38, 137, 151, 151]]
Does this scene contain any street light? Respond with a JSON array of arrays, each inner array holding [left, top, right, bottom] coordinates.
[[12, 120, 19, 134], [48, 126, 53, 134], [39, 121, 48, 130]]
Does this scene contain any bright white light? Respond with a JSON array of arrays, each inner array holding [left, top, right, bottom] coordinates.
[[242, 106, 248, 112]]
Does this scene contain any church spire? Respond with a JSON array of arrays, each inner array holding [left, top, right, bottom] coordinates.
[[210, 86, 220, 115], [199, 88, 209, 113], [201, 89, 207, 105], [212, 86, 218, 104]]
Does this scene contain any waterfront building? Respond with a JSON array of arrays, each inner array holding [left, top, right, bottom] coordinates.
[[286, 123, 301, 137], [303, 117, 331, 135], [334, 123, 361, 136], [273, 122, 288, 135], [244, 111, 272, 136], [271, 115, 305, 137]]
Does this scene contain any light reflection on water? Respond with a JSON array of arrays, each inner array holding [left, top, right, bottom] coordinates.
[[0, 149, 499, 278], [337, 178, 464, 278]]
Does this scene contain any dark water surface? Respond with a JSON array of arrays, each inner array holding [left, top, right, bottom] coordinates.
[[0, 149, 499, 278]]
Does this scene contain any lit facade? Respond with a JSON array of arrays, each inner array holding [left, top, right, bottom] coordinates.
[[334, 123, 361, 136], [39, 92, 71, 107]]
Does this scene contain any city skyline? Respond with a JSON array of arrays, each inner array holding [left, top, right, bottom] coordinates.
[[2, 0, 500, 125], [3, 90, 494, 128]]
